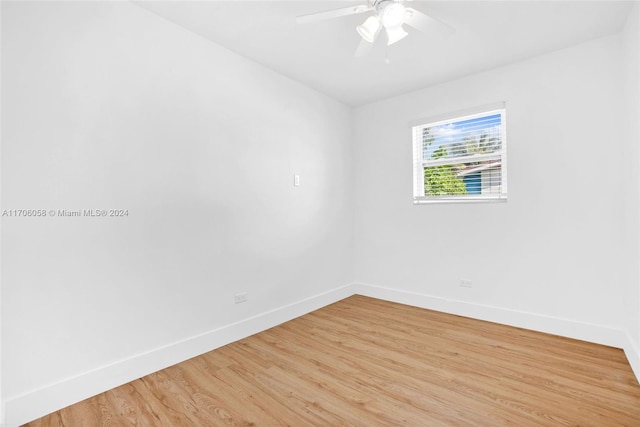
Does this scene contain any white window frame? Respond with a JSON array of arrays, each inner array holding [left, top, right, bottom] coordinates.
[[411, 104, 508, 204]]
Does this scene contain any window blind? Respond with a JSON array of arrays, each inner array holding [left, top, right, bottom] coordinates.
[[412, 108, 507, 203]]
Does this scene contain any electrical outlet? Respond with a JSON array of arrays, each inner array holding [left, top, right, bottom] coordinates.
[[234, 292, 248, 304], [459, 279, 473, 288], [294, 174, 300, 187]]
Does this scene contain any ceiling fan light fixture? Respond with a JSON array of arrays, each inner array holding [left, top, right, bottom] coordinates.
[[380, 2, 407, 29], [386, 25, 408, 45], [357, 15, 382, 43]]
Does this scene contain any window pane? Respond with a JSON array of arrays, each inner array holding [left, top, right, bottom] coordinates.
[[422, 113, 502, 161], [424, 160, 502, 197]]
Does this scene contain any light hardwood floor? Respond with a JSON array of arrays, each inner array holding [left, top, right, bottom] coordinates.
[[25, 295, 640, 426]]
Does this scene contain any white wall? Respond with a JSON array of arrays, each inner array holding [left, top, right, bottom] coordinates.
[[1, 2, 353, 425], [622, 2, 640, 377], [354, 35, 628, 344], [0, 2, 3, 422]]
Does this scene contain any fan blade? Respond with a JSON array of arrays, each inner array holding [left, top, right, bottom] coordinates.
[[296, 5, 371, 24], [404, 8, 455, 38], [354, 38, 374, 58]]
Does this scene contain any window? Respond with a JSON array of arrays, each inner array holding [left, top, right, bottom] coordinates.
[[412, 106, 507, 203]]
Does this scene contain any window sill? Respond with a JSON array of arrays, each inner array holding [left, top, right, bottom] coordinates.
[[413, 196, 507, 204]]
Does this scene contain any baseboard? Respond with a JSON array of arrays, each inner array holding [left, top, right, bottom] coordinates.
[[354, 282, 628, 349], [3, 284, 355, 427], [624, 332, 640, 383]]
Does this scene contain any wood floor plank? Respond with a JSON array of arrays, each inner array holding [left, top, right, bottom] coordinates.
[[23, 295, 640, 426]]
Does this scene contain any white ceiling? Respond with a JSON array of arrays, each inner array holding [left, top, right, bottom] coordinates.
[[135, 1, 634, 106]]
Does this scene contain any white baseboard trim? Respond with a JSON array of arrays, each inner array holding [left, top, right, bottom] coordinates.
[[3, 284, 355, 427], [354, 282, 628, 349], [623, 332, 640, 383]]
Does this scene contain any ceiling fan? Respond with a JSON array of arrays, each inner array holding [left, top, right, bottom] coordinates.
[[297, 0, 454, 54]]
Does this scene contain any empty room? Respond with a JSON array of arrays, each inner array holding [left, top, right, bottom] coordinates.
[[2, 0, 640, 425]]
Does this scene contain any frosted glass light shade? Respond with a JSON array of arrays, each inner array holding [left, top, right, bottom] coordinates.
[[386, 25, 408, 45], [357, 16, 382, 43], [381, 3, 406, 29]]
